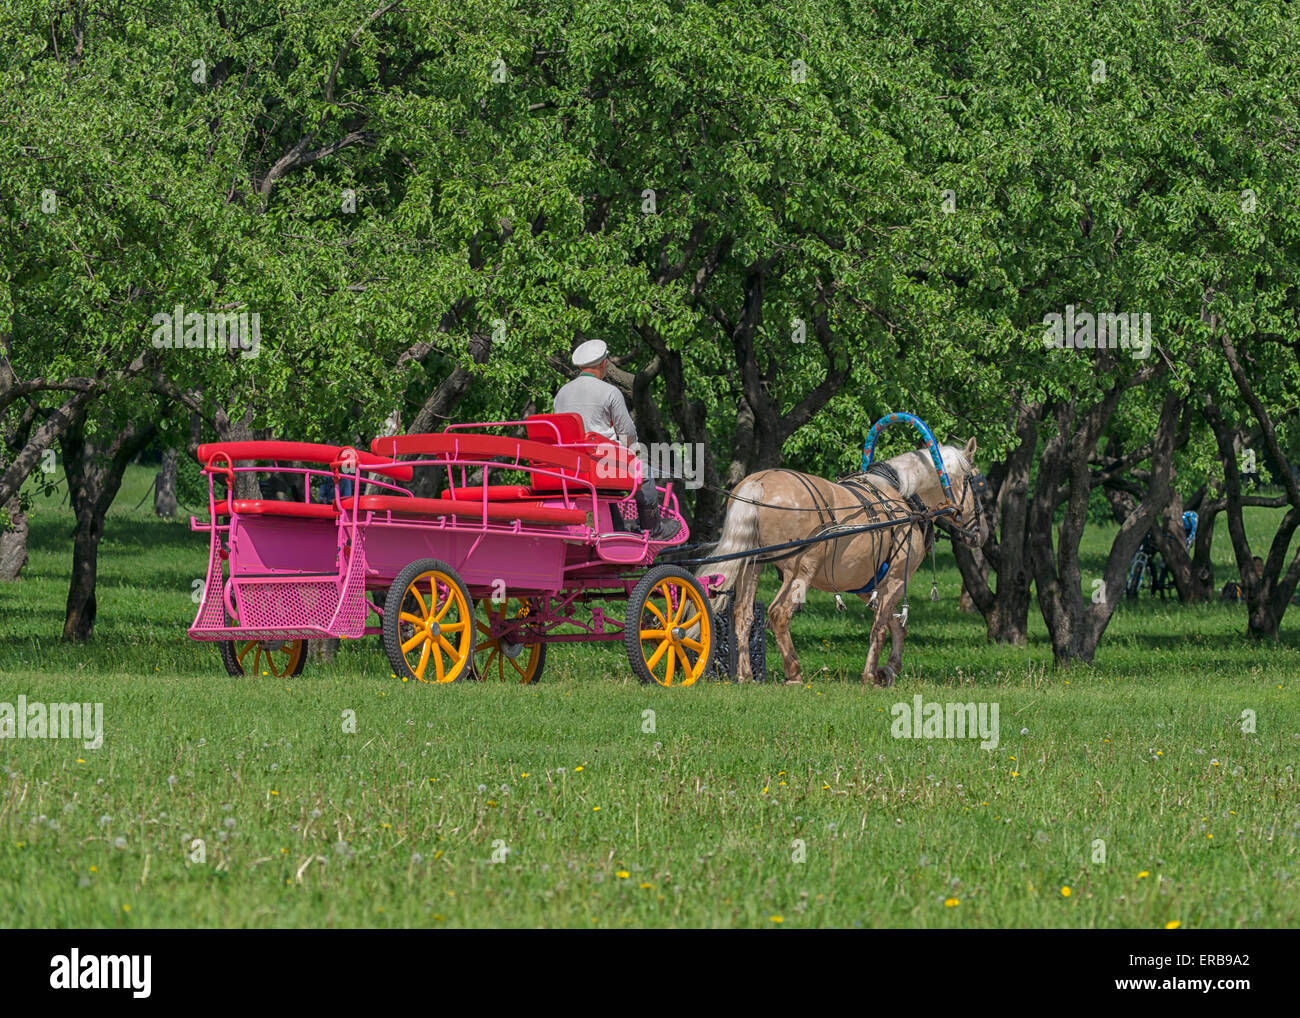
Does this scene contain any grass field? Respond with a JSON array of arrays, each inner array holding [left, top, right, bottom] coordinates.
[[1, 465, 1297, 928]]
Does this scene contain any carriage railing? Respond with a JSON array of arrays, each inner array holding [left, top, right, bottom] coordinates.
[[442, 417, 647, 493], [192, 456, 412, 532]]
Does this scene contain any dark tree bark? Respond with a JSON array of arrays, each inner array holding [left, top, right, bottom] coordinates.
[[213, 406, 262, 500], [951, 401, 1040, 644], [59, 413, 160, 641], [0, 497, 28, 581], [1030, 382, 1178, 666], [1202, 396, 1300, 641], [154, 448, 178, 517]]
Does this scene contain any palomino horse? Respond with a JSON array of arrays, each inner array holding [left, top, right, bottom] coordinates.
[[701, 441, 988, 686]]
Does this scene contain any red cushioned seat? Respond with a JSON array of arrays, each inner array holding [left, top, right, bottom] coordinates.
[[341, 495, 586, 526], [440, 485, 535, 501], [525, 413, 586, 446], [198, 441, 413, 480], [212, 500, 339, 519]]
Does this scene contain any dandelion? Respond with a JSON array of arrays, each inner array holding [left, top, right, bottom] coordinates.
[[1165, 920, 1181, 930], [944, 898, 960, 907], [476, 784, 487, 793], [593, 806, 601, 811], [640, 882, 653, 889], [1137, 871, 1149, 879], [575, 766, 584, 772], [1060, 886, 1071, 897], [769, 915, 784, 923], [521, 773, 529, 778], [616, 871, 629, 879]]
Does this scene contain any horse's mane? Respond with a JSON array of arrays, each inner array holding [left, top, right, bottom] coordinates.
[[850, 445, 971, 499]]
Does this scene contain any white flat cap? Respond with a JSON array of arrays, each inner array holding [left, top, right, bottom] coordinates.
[[572, 339, 608, 368]]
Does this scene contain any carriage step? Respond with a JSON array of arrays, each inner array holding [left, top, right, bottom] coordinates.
[[595, 532, 651, 564], [189, 625, 336, 641]]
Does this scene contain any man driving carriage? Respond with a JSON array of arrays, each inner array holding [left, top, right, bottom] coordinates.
[[553, 340, 680, 542]]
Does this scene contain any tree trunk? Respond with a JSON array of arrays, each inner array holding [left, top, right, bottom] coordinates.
[[308, 639, 340, 663], [214, 407, 261, 500], [0, 497, 28, 581], [154, 448, 178, 517], [951, 402, 1039, 644], [1032, 384, 1178, 666], [60, 415, 159, 641]]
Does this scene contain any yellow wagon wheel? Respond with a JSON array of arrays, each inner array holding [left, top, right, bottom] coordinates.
[[625, 565, 716, 687], [220, 639, 308, 678], [382, 558, 475, 684], [474, 597, 546, 683]]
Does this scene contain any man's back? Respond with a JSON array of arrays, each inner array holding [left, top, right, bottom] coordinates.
[[554, 373, 636, 443]]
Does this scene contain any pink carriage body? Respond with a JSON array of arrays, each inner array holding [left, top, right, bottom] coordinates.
[[188, 418, 710, 651]]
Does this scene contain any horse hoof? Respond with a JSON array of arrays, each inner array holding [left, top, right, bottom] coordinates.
[[784, 678, 803, 686], [874, 664, 897, 687]]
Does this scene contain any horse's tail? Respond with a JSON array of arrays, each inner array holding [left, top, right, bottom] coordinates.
[[696, 476, 764, 608]]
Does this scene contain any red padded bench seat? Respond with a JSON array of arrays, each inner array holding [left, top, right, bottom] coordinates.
[[213, 499, 339, 519], [341, 495, 586, 525], [440, 485, 535, 501]]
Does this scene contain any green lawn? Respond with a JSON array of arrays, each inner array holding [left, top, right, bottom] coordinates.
[[0, 465, 1296, 928]]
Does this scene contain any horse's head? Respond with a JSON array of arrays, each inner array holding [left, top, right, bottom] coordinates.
[[936, 439, 990, 549]]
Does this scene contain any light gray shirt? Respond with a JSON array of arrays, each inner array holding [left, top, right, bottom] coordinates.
[[553, 373, 637, 444]]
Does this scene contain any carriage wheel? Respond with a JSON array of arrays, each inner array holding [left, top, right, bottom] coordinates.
[[383, 559, 475, 684], [219, 639, 308, 678], [473, 597, 546, 684], [625, 565, 716, 687]]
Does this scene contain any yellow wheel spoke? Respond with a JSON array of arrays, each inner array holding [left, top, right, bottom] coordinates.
[[643, 598, 668, 628], [645, 638, 671, 673], [679, 611, 701, 630], [640, 628, 666, 640], [402, 631, 427, 654], [440, 619, 467, 632], [409, 586, 428, 620], [414, 639, 432, 680], [663, 646, 676, 686], [431, 642, 445, 682], [681, 636, 703, 652], [437, 634, 461, 659], [672, 589, 691, 625], [675, 644, 694, 678], [399, 611, 425, 625]]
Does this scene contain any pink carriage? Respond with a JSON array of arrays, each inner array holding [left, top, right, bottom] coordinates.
[[187, 414, 719, 687]]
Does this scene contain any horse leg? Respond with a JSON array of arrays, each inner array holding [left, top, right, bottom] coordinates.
[[769, 561, 814, 685], [869, 577, 908, 687], [885, 612, 906, 681], [731, 560, 760, 682], [860, 592, 890, 685]]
